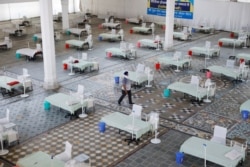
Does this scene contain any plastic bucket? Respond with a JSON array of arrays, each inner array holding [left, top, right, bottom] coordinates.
[[114, 76, 119, 84], [163, 89, 170, 97], [175, 152, 184, 164], [99, 122, 106, 133], [44, 101, 50, 110], [241, 110, 249, 120]]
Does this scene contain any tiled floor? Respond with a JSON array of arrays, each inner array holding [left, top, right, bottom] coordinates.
[[0, 14, 250, 167]]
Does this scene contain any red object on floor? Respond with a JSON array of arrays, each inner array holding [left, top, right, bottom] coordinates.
[[136, 41, 141, 48], [65, 43, 70, 49], [188, 50, 192, 56], [206, 71, 212, 78], [155, 62, 160, 70], [107, 52, 112, 58], [63, 63, 68, 70], [218, 41, 223, 47], [130, 29, 133, 34], [162, 25, 166, 30], [98, 24, 103, 29], [230, 32, 234, 38], [240, 58, 245, 64]]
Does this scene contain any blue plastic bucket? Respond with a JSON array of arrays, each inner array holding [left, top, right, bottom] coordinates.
[[32, 36, 38, 42], [163, 89, 170, 97], [44, 101, 50, 110], [241, 110, 249, 120], [66, 30, 71, 35], [114, 76, 119, 84], [16, 53, 21, 59], [99, 122, 106, 133], [98, 36, 102, 41], [175, 152, 184, 164]]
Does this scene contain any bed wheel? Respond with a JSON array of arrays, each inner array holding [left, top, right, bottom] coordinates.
[[15, 30, 22, 36], [83, 43, 89, 50]]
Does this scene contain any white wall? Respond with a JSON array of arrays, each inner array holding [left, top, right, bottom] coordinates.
[[80, 0, 250, 31], [0, 0, 80, 21]]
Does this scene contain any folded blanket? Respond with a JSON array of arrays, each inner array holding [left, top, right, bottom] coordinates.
[[7, 81, 19, 86]]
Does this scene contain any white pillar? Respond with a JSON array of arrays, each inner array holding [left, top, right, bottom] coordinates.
[[61, 0, 70, 30], [164, 0, 175, 51], [39, 0, 59, 89]]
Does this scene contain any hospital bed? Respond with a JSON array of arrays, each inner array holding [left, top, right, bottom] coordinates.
[[154, 21, 179, 29], [62, 56, 99, 73], [207, 65, 243, 80], [157, 52, 191, 71], [65, 34, 93, 50], [232, 30, 250, 38], [236, 53, 250, 61], [105, 42, 136, 59], [101, 112, 151, 140], [131, 23, 154, 34], [101, 18, 121, 29], [137, 35, 163, 50], [188, 41, 220, 57], [2, 24, 25, 36], [16, 44, 43, 61], [32, 32, 61, 42], [167, 82, 207, 101], [173, 26, 192, 41], [180, 136, 245, 167], [192, 26, 214, 33], [0, 76, 22, 96], [66, 24, 91, 36], [16, 43, 42, 59], [44, 93, 88, 116], [126, 16, 143, 24], [113, 70, 148, 86], [0, 37, 12, 50], [98, 29, 124, 42], [13, 16, 32, 27], [17, 151, 64, 167], [218, 37, 246, 48]]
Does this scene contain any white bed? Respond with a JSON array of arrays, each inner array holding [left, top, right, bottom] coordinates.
[[126, 16, 143, 24], [0, 37, 12, 50], [192, 26, 214, 33], [33, 32, 60, 42], [207, 65, 242, 80], [105, 42, 136, 59], [137, 35, 163, 50], [98, 29, 123, 41], [157, 52, 191, 71], [173, 27, 192, 41], [101, 22, 121, 29], [62, 56, 99, 72], [218, 38, 246, 48], [167, 82, 207, 101], [66, 24, 91, 36], [131, 23, 154, 34], [188, 42, 220, 57], [113, 71, 148, 86], [44, 93, 88, 115], [0, 76, 22, 92], [132, 27, 152, 34], [180, 136, 245, 167], [16, 44, 43, 60], [65, 35, 93, 50], [3, 27, 25, 36], [236, 53, 250, 61]]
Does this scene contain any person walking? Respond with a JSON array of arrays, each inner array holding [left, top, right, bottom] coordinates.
[[118, 71, 134, 105]]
